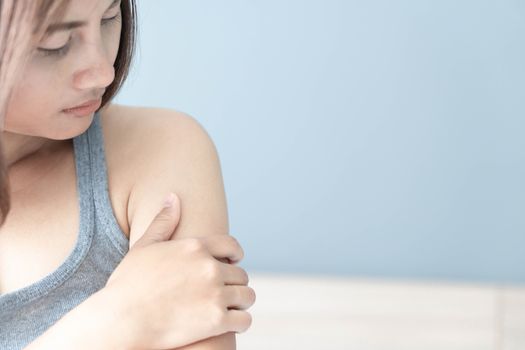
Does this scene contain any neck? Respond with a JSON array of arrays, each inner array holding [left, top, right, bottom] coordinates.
[[1, 132, 69, 195], [1, 132, 57, 168]]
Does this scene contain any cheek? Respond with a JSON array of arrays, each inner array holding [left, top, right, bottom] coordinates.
[[5, 67, 62, 124]]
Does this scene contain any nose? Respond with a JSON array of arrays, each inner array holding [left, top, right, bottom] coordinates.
[[73, 42, 115, 91]]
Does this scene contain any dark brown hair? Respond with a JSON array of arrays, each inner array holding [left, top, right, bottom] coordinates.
[[0, 0, 137, 226], [101, 0, 137, 108]]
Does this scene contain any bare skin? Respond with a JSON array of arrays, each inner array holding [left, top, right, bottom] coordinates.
[[0, 103, 132, 295], [0, 1, 255, 348], [0, 0, 126, 295]]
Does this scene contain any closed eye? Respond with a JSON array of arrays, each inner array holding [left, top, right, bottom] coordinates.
[[37, 12, 121, 58]]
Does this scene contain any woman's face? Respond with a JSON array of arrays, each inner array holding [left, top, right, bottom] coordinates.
[[3, 0, 122, 139]]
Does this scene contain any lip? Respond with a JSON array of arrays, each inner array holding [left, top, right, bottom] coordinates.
[[63, 98, 102, 117]]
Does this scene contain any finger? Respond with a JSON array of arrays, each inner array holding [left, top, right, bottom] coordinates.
[[223, 309, 253, 334], [223, 285, 256, 310], [132, 193, 181, 249], [219, 264, 249, 285], [201, 235, 244, 263]]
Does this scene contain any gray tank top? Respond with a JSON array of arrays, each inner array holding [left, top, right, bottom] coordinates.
[[0, 111, 130, 349]]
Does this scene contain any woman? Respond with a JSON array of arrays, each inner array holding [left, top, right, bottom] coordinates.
[[0, 0, 256, 349]]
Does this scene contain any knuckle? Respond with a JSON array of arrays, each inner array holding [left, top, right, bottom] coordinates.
[[241, 269, 249, 284], [240, 312, 253, 333], [228, 236, 244, 260], [234, 286, 243, 301], [247, 287, 256, 305], [212, 287, 227, 305], [228, 235, 239, 246], [237, 247, 245, 261], [203, 260, 221, 279], [185, 238, 205, 253], [209, 305, 227, 329]]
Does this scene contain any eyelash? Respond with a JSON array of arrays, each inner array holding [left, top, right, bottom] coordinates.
[[38, 13, 121, 58]]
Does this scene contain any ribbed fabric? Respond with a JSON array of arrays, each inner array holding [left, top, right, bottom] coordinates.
[[0, 111, 130, 349]]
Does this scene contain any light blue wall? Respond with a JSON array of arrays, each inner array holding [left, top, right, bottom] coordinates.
[[115, 0, 525, 283]]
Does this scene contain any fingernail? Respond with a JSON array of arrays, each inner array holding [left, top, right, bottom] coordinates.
[[163, 192, 175, 208]]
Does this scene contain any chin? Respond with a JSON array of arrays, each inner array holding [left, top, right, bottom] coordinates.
[[50, 112, 95, 140]]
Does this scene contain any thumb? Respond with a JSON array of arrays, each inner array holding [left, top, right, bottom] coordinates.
[[131, 192, 181, 250]]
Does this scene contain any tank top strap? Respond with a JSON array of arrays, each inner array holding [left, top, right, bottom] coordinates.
[[83, 111, 129, 255]]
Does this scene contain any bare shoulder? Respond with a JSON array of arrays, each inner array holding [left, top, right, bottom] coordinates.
[[101, 103, 204, 149], [101, 103, 229, 248]]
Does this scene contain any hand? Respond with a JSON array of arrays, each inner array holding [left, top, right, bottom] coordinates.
[[103, 193, 256, 350]]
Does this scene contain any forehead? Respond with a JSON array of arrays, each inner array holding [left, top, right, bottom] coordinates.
[[64, 0, 117, 19], [44, 0, 119, 35]]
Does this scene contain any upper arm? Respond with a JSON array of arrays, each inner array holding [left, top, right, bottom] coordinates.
[[125, 107, 235, 349], [127, 108, 229, 245]]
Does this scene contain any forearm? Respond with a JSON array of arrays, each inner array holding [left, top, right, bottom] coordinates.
[[170, 332, 236, 350], [23, 288, 133, 350]]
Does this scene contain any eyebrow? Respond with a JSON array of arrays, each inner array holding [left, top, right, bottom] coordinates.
[[45, 0, 120, 34]]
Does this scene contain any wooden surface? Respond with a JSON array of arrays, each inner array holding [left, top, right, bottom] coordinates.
[[236, 273, 525, 350]]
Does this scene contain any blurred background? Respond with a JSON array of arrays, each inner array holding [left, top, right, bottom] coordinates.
[[114, 1, 525, 348], [116, 0, 525, 284]]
